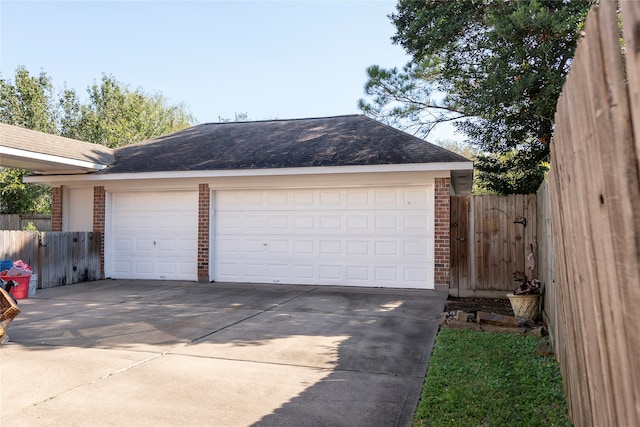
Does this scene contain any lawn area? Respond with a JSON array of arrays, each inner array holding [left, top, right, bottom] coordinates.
[[414, 328, 572, 427]]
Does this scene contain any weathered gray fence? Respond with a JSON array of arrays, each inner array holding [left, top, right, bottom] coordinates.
[[0, 230, 101, 289], [548, 2, 640, 425], [0, 230, 40, 272], [0, 214, 52, 231]]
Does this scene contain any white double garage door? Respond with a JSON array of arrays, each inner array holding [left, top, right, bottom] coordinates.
[[108, 185, 435, 289]]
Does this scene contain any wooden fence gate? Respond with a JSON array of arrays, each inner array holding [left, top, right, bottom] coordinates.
[[0, 230, 101, 289], [450, 194, 537, 298]]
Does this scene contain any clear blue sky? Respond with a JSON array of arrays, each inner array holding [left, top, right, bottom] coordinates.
[[1, 0, 459, 141]]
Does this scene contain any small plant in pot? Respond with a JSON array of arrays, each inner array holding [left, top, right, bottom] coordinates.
[[507, 272, 542, 321]]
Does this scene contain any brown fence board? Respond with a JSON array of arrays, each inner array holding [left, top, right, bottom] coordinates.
[[548, 2, 640, 425], [537, 182, 556, 346], [450, 194, 537, 298]]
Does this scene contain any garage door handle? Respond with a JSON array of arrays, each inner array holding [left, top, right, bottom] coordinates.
[[456, 237, 465, 241]]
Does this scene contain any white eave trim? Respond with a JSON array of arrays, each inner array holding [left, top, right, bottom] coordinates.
[[23, 161, 474, 183], [0, 146, 109, 173]]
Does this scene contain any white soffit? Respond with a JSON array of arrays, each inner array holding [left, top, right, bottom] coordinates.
[[23, 161, 474, 183], [0, 146, 108, 174]]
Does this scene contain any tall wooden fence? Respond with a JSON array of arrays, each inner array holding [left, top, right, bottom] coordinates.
[[535, 181, 556, 346], [450, 194, 537, 298], [548, 2, 640, 425], [0, 230, 101, 289], [0, 214, 52, 231]]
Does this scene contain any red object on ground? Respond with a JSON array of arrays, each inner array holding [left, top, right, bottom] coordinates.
[[3, 276, 30, 300]]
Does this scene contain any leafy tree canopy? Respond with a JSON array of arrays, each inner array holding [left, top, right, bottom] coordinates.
[[0, 66, 194, 213], [360, 0, 593, 194], [70, 75, 193, 148]]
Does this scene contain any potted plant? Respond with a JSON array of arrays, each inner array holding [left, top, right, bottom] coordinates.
[[507, 272, 541, 321]]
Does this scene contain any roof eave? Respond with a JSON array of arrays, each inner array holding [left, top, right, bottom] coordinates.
[[1, 146, 110, 174], [24, 162, 474, 183]]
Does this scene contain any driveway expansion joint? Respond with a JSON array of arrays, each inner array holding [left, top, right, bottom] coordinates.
[[190, 286, 319, 343]]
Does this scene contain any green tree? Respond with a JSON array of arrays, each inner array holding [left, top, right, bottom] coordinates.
[[0, 66, 57, 133], [360, 0, 593, 194], [0, 168, 51, 214], [0, 68, 194, 213], [0, 67, 57, 213], [74, 75, 193, 148]]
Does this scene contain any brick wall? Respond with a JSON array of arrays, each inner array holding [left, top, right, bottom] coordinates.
[[93, 186, 105, 278], [51, 186, 63, 231], [198, 184, 210, 282], [434, 178, 451, 288]]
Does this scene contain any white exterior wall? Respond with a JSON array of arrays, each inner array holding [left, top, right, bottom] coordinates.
[[63, 187, 93, 231]]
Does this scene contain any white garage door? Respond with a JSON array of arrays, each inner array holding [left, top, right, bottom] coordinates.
[[214, 186, 434, 289], [109, 191, 198, 280]]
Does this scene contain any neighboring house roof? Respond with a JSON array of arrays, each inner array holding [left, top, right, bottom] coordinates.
[[101, 115, 471, 174], [0, 123, 114, 174]]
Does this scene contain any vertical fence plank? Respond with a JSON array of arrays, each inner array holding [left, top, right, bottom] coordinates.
[[449, 196, 460, 297], [548, 2, 640, 425], [621, 1, 640, 153], [458, 196, 470, 294]]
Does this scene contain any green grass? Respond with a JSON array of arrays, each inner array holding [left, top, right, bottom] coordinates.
[[413, 328, 572, 427]]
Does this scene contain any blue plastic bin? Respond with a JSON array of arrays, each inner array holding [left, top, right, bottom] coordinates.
[[0, 260, 13, 272]]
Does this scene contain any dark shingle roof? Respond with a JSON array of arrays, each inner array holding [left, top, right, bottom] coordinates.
[[101, 115, 469, 174]]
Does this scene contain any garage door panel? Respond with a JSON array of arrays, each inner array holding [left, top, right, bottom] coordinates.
[[374, 189, 401, 205], [217, 263, 238, 276], [157, 263, 176, 274], [346, 215, 369, 229], [404, 189, 430, 206], [293, 240, 315, 254], [136, 240, 154, 252], [293, 216, 314, 229], [214, 186, 434, 288], [319, 190, 341, 205], [346, 191, 369, 205], [244, 264, 264, 277], [109, 191, 197, 281], [374, 241, 399, 256], [346, 266, 369, 281], [268, 215, 289, 229], [267, 264, 288, 278], [319, 240, 341, 255], [319, 265, 341, 280], [294, 265, 314, 279], [404, 240, 428, 256], [293, 192, 314, 206], [134, 261, 153, 274], [319, 215, 340, 229], [346, 240, 368, 255], [269, 240, 288, 253], [375, 266, 398, 282]]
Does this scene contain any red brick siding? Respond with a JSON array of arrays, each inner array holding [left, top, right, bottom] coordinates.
[[93, 186, 105, 278], [198, 184, 210, 282], [434, 178, 451, 287], [51, 186, 63, 231]]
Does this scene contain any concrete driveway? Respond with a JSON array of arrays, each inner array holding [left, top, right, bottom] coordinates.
[[0, 280, 446, 426]]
